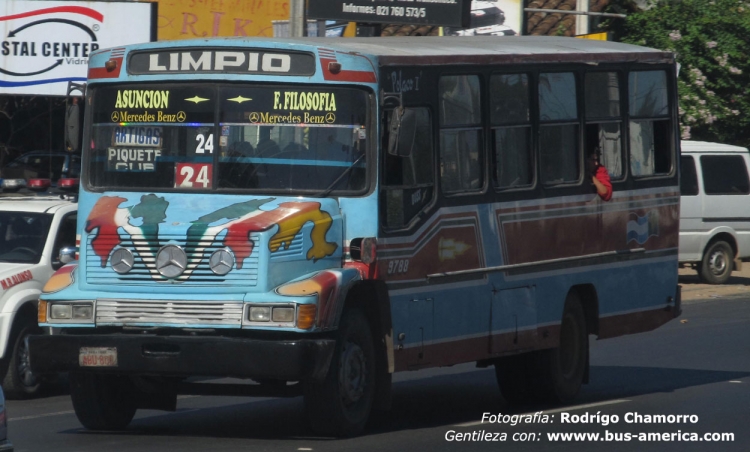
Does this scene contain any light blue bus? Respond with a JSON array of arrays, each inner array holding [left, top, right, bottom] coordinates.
[[30, 36, 681, 437]]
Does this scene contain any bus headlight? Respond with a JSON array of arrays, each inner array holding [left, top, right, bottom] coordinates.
[[50, 304, 72, 319], [47, 302, 94, 322], [249, 306, 271, 322], [73, 305, 94, 320], [272, 307, 295, 323], [245, 304, 300, 327]]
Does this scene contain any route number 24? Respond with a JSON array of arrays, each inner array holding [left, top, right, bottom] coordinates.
[[195, 133, 214, 154], [176, 163, 213, 188]]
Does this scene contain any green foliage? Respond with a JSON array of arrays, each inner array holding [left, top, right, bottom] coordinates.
[[620, 0, 750, 146]]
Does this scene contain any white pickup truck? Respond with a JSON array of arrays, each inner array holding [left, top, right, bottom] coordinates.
[[0, 193, 76, 398]]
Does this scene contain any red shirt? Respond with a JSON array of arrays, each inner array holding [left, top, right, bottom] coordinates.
[[594, 166, 612, 201]]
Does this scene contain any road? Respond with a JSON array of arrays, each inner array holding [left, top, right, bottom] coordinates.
[[5, 271, 749, 452]]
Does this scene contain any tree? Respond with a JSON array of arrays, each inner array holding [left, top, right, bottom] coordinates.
[[618, 0, 750, 146]]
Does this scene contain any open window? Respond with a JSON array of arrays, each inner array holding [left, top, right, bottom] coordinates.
[[629, 70, 673, 177], [585, 71, 624, 179]]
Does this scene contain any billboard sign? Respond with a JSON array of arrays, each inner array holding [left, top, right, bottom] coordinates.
[[0, 1, 156, 95], [154, 0, 290, 40], [444, 1, 521, 37], [308, 0, 472, 28]]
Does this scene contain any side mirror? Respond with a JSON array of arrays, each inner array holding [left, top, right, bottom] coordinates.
[[65, 100, 81, 152], [59, 247, 77, 265], [349, 237, 377, 264], [65, 81, 86, 153]]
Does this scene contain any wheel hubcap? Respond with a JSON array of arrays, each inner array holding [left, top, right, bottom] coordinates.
[[339, 341, 367, 405], [17, 334, 38, 388], [709, 251, 727, 275]]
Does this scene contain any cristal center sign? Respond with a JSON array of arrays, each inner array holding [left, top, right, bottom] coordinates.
[[0, 1, 155, 96], [308, 0, 471, 28]]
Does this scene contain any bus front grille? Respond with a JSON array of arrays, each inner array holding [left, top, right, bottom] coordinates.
[[85, 234, 260, 286], [96, 299, 244, 326]]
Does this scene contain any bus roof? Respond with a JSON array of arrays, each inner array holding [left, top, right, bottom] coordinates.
[[105, 36, 674, 67]]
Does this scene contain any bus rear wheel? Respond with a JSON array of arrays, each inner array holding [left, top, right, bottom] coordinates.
[[304, 308, 376, 437], [69, 372, 137, 430], [494, 354, 533, 405], [535, 293, 588, 403]]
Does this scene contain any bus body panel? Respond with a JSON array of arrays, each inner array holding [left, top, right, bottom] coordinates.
[[29, 36, 681, 435]]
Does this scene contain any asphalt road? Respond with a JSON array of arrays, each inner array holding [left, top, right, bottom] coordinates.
[[5, 274, 749, 452]]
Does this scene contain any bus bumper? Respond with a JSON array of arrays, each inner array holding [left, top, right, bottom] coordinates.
[[28, 334, 335, 381]]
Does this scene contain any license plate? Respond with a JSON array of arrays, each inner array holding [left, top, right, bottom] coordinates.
[[79, 347, 118, 367], [113, 126, 162, 147]]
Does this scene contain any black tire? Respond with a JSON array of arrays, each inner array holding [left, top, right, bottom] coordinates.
[[534, 293, 588, 403], [698, 241, 733, 284], [304, 308, 376, 437], [494, 354, 533, 405], [2, 321, 43, 399], [69, 372, 137, 430]]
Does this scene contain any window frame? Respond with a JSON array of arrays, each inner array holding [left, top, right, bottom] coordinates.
[[438, 73, 486, 196], [626, 69, 676, 180], [489, 71, 536, 192]]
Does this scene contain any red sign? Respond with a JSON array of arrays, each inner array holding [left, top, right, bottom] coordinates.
[[175, 163, 212, 189]]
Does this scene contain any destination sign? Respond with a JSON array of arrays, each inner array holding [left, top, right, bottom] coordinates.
[[307, 0, 471, 28], [107, 147, 162, 172], [128, 48, 316, 76], [220, 86, 366, 126], [113, 126, 162, 147], [93, 84, 367, 128]]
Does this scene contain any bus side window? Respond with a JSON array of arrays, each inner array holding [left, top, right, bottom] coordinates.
[[629, 70, 672, 176], [383, 107, 434, 229], [490, 73, 533, 189], [585, 71, 624, 179], [439, 75, 483, 193], [539, 72, 579, 185]]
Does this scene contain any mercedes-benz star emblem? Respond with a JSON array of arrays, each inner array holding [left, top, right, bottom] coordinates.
[[155, 245, 187, 278], [111, 248, 135, 274], [209, 248, 235, 276]]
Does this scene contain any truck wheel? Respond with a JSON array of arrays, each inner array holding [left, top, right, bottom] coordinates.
[[698, 241, 733, 284], [534, 293, 588, 403], [2, 321, 43, 399], [70, 372, 137, 430], [494, 354, 532, 405], [304, 308, 376, 437]]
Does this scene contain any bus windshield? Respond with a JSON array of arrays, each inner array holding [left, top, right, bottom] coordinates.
[[87, 83, 370, 194]]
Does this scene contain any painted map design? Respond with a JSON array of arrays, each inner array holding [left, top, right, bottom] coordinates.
[[85, 195, 338, 279]]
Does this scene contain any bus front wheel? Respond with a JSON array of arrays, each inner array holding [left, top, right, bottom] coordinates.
[[69, 372, 137, 430], [535, 293, 588, 403], [304, 308, 376, 437]]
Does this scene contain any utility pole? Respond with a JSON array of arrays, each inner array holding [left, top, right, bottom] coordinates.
[[290, 0, 306, 37], [576, 0, 589, 35]]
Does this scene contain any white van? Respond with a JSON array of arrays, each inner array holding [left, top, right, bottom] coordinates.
[[679, 140, 750, 284]]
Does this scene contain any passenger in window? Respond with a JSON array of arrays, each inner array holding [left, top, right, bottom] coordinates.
[[589, 148, 612, 201], [256, 127, 280, 156], [229, 141, 254, 157], [325, 134, 346, 159]]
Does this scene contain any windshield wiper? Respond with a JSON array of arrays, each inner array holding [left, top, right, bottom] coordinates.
[[313, 154, 366, 198]]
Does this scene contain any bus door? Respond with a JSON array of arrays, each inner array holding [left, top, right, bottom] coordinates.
[[490, 284, 538, 353]]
